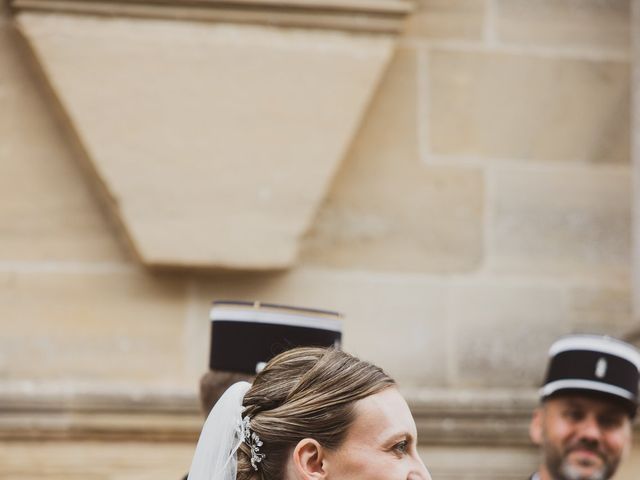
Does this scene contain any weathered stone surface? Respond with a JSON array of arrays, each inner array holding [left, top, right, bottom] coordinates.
[[300, 49, 484, 273], [0, 440, 194, 479], [428, 50, 630, 163], [3, 3, 639, 479], [0, 270, 190, 385], [404, 0, 485, 41], [495, 0, 631, 52], [0, 19, 125, 262], [632, 0, 640, 319], [449, 282, 570, 388], [487, 165, 630, 277], [618, 443, 640, 480], [192, 268, 449, 387], [10, 0, 413, 34], [17, 12, 395, 270], [421, 446, 538, 480], [567, 285, 633, 333]]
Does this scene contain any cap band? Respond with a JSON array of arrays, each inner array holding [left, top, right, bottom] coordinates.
[[540, 379, 636, 401]]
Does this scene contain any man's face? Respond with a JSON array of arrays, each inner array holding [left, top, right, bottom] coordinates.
[[529, 394, 633, 480]]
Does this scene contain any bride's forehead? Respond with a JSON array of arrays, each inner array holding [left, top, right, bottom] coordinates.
[[349, 388, 415, 436]]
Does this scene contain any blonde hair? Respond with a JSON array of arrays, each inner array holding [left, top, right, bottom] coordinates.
[[236, 347, 395, 480]]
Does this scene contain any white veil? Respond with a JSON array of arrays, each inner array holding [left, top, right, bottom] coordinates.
[[187, 381, 252, 480]]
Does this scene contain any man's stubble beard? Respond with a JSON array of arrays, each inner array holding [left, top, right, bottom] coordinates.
[[542, 436, 618, 480]]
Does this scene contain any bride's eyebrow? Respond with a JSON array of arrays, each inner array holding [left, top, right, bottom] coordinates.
[[382, 431, 414, 445]]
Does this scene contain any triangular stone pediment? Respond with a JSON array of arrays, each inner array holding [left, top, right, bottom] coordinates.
[[15, 10, 402, 269]]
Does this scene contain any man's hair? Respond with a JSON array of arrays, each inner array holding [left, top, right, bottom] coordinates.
[[236, 347, 395, 480], [199, 370, 253, 415]]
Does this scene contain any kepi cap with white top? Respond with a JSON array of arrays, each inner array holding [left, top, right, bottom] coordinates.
[[208, 300, 342, 374], [540, 334, 640, 417]]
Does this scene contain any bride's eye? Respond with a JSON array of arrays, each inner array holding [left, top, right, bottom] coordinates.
[[392, 440, 409, 455]]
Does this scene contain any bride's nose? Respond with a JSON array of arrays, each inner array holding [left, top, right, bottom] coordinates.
[[408, 455, 432, 480]]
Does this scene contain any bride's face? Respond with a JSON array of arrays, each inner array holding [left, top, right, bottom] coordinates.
[[323, 387, 431, 480]]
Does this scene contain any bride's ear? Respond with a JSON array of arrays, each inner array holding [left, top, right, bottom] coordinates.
[[291, 438, 327, 480]]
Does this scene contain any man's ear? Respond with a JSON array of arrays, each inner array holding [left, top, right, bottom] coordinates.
[[529, 407, 544, 446], [292, 438, 327, 480]]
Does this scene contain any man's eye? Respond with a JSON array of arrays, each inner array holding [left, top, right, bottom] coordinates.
[[393, 440, 409, 455], [599, 415, 623, 429], [564, 409, 584, 421]]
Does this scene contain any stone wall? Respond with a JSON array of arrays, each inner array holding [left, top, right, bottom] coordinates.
[[1, 0, 637, 479]]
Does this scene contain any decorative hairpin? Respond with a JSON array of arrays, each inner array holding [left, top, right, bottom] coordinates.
[[237, 416, 266, 470]]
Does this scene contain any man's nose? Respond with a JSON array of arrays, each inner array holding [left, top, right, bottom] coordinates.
[[577, 415, 602, 443]]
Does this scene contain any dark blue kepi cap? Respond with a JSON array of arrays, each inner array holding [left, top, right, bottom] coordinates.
[[540, 334, 640, 417], [208, 300, 342, 374]]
